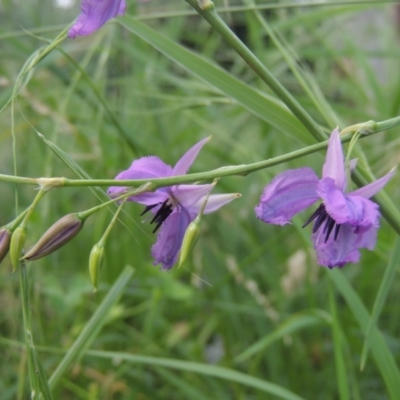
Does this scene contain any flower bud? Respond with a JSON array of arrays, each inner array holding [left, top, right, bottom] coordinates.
[[0, 229, 12, 264], [178, 216, 201, 268], [23, 213, 84, 261], [10, 226, 27, 270], [89, 243, 105, 291]]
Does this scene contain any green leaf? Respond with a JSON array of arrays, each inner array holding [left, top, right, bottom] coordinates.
[[119, 16, 312, 143], [329, 269, 400, 400], [48, 265, 135, 389], [85, 349, 306, 400], [360, 237, 400, 370]]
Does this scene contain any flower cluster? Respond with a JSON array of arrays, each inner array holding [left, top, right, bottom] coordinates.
[[255, 129, 394, 268]]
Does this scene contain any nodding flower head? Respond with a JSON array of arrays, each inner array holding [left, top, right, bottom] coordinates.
[[108, 138, 240, 270], [255, 128, 394, 268]]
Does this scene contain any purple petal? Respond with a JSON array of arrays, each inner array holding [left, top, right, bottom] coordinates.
[[313, 222, 378, 268], [318, 178, 380, 229], [107, 156, 172, 204], [68, 0, 126, 38], [173, 184, 215, 209], [255, 168, 319, 225], [151, 208, 195, 270], [172, 137, 210, 176], [350, 169, 395, 199], [322, 128, 346, 190], [193, 193, 241, 214]]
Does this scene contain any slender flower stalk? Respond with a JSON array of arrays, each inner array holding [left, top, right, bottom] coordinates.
[[0, 118, 395, 189], [89, 199, 127, 291]]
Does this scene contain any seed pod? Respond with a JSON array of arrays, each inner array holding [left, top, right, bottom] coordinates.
[[178, 216, 201, 268], [0, 229, 12, 264], [23, 213, 84, 261], [10, 226, 27, 270], [89, 243, 105, 291]]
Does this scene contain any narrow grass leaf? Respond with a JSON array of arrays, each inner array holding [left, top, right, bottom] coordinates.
[[235, 311, 328, 363], [119, 16, 311, 143], [85, 349, 306, 400], [329, 269, 400, 400], [360, 236, 400, 370], [328, 281, 350, 400], [48, 265, 134, 389]]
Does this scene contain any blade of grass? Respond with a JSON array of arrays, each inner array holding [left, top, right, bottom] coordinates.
[[329, 269, 400, 399], [234, 311, 329, 363], [328, 280, 350, 400], [360, 236, 400, 370], [48, 265, 134, 389], [84, 349, 306, 400], [19, 264, 53, 400], [119, 16, 313, 143]]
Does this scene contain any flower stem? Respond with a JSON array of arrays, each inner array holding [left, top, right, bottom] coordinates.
[[185, 0, 326, 141], [0, 124, 389, 189]]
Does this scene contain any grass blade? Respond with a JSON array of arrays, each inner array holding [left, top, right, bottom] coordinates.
[[84, 349, 306, 400], [360, 237, 400, 370], [329, 269, 400, 399], [48, 265, 134, 389], [119, 16, 312, 143]]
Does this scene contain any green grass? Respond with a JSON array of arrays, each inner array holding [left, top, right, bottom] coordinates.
[[1, 0, 400, 399]]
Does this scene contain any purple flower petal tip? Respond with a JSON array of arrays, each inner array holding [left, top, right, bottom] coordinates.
[[68, 0, 127, 38]]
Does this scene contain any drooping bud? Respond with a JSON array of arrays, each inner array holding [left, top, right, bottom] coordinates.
[[88, 243, 105, 291], [23, 213, 84, 261], [0, 229, 12, 264], [10, 226, 27, 270], [178, 216, 202, 268]]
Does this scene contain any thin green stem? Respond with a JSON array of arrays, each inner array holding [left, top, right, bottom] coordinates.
[[136, 0, 397, 21], [77, 184, 153, 220], [185, 0, 326, 141], [20, 189, 47, 229], [98, 199, 128, 246], [0, 125, 391, 189]]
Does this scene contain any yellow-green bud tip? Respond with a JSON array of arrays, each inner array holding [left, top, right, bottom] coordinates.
[[10, 226, 27, 270], [178, 217, 201, 268], [89, 243, 105, 291]]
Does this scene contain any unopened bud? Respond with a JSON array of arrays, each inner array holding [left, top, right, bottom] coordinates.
[[10, 226, 27, 270], [23, 213, 84, 261], [178, 216, 201, 268], [0, 229, 12, 264], [89, 243, 105, 291]]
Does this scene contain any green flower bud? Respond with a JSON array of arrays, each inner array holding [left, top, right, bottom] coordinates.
[[10, 226, 27, 270], [23, 213, 84, 261], [178, 216, 201, 268], [0, 229, 12, 264], [89, 243, 105, 291]]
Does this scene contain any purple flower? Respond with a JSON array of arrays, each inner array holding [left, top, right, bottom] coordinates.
[[108, 138, 240, 270], [255, 128, 394, 268], [68, 0, 126, 39]]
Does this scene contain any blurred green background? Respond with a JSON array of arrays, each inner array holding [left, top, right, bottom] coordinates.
[[1, 0, 400, 399]]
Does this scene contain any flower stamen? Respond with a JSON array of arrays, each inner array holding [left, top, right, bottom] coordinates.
[[141, 200, 174, 233], [303, 204, 341, 243]]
